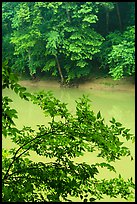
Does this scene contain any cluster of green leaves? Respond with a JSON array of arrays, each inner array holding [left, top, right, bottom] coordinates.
[[3, 2, 135, 82], [2, 61, 32, 138], [99, 26, 135, 79], [2, 64, 135, 202], [2, 61, 32, 100]]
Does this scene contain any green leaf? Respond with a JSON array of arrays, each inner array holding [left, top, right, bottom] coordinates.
[[110, 117, 116, 124], [19, 87, 26, 92], [89, 197, 96, 202], [84, 198, 88, 202], [131, 156, 134, 161], [115, 122, 122, 127], [80, 195, 83, 199], [14, 86, 19, 94], [97, 111, 101, 119]]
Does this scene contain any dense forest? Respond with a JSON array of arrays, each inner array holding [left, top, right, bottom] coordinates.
[[2, 2, 135, 202], [2, 2, 135, 84]]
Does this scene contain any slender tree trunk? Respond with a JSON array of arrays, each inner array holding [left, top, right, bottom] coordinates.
[[116, 3, 122, 31], [28, 49, 32, 76], [66, 3, 71, 22], [55, 55, 64, 83], [106, 10, 109, 33], [28, 49, 35, 79], [66, 8, 71, 22], [28, 49, 31, 66]]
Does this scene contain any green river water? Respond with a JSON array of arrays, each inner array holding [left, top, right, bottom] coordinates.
[[2, 82, 135, 202]]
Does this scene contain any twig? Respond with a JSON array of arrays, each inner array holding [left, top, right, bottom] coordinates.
[[3, 130, 53, 181]]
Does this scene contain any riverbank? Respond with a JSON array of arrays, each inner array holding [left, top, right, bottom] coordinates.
[[19, 76, 135, 92], [79, 76, 135, 91]]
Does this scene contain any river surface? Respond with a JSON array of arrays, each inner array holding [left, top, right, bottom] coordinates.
[[2, 80, 135, 202]]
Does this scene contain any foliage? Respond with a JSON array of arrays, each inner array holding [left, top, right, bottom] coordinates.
[[2, 2, 17, 67], [2, 63, 135, 202], [2, 60, 32, 138], [98, 26, 135, 79], [2, 2, 135, 82]]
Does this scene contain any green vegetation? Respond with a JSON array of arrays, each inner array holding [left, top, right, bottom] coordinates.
[[2, 2, 135, 83], [2, 2, 135, 202], [99, 26, 135, 79], [2, 59, 135, 202]]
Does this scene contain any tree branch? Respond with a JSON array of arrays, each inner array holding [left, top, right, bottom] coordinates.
[[3, 130, 54, 181]]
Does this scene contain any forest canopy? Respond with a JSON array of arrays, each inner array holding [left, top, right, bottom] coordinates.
[[2, 2, 135, 83]]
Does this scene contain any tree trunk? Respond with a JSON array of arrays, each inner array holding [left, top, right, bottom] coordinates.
[[106, 10, 109, 33], [66, 8, 71, 22], [28, 49, 32, 76], [55, 55, 64, 83], [116, 3, 122, 31], [65, 3, 71, 22], [28, 49, 31, 65]]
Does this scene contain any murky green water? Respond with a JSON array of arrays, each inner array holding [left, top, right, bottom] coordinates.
[[2, 83, 135, 202]]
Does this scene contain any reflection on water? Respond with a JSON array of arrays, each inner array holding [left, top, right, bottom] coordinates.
[[2, 84, 135, 202]]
